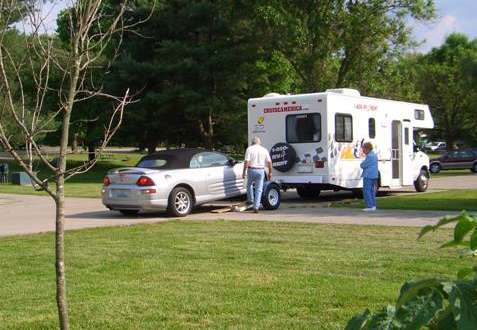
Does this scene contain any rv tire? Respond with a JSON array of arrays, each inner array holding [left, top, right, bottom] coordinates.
[[414, 170, 429, 192], [471, 163, 477, 173]]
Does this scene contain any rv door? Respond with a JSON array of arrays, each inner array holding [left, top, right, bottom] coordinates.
[[402, 121, 413, 185]]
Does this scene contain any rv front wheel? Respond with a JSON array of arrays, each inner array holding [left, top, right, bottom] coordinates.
[[414, 170, 429, 192], [296, 186, 321, 199]]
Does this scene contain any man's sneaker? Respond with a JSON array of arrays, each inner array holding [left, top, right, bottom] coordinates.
[[362, 207, 376, 212], [253, 208, 259, 213]]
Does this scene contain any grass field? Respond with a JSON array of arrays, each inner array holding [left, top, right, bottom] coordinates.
[[339, 189, 477, 211], [0, 153, 142, 198], [0, 221, 469, 329]]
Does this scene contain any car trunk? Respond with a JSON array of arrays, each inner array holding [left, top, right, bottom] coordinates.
[[107, 167, 158, 185]]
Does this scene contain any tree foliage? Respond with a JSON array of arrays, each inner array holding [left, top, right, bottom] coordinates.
[[417, 34, 477, 148]]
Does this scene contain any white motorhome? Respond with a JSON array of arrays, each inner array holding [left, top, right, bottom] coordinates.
[[247, 89, 434, 198]]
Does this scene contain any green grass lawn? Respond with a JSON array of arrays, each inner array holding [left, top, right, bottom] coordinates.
[[0, 221, 469, 329], [340, 189, 477, 211], [432, 169, 475, 177], [0, 153, 142, 198]]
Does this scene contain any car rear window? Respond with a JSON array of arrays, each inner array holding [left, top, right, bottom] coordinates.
[[136, 159, 168, 169]]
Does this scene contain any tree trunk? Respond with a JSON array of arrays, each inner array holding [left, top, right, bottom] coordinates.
[[147, 140, 157, 154], [87, 143, 95, 162], [72, 133, 79, 153], [55, 177, 69, 330]]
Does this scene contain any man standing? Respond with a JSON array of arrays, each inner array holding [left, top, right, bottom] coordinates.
[[242, 137, 273, 213]]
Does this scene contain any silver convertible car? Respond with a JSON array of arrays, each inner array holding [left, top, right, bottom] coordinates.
[[102, 148, 281, 216]]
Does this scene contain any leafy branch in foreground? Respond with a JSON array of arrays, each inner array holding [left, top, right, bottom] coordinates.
[[346, 211, 477, 330]]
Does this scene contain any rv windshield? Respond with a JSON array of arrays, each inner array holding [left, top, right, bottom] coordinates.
[[286, 113, 321, 143]]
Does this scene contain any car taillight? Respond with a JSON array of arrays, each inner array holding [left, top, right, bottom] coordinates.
[[137, 176, 155, 186], [103, 176, 111, 186]]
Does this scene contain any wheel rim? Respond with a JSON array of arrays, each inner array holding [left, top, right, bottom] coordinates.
[[174, 192, 190, 214], [431, 164, 439, 172], [420, 174, 428, 189], [268, 188, 279, 206]]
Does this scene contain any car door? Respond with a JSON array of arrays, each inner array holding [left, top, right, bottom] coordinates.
[[441, 151, 458, 169], [192, 152, 231, 198], [456, 151, 475, 169]]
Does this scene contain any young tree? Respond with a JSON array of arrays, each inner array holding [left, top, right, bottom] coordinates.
[[0, 1, 142, 328]]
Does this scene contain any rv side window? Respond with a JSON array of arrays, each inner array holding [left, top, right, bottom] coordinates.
[[368, 118, 376, 139], [415, 109, 425, 120], [286, 113, 321, 143], [404, 128, 409, 145], [335, 114, 353, 142]]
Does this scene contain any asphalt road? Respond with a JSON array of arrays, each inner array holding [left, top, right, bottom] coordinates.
[[1, 174, 475, 237]]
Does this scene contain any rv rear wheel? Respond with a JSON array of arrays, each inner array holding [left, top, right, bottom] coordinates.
[[296, 186, 321, 199], [414, 170, 429, 192]]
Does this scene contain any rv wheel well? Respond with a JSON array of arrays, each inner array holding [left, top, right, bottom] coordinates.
[[420, 166, 430, 177]]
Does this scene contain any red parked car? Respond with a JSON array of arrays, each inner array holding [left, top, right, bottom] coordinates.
[[429, 149, 477, 173]]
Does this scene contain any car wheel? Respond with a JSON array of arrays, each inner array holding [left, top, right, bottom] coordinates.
[[429, 163, 441, 174], [471, 163, 477, 173], [261, 183, 281, 210], [296, 186, 321, 199], [414, 170, 429, 192], [119, 210, 139, 216], [167, 187, 193, 217]]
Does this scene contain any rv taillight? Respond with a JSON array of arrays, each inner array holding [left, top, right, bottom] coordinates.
[[315, 160, 325, 168], [136, 176, 155, 186], [103, 176, 111, 186]]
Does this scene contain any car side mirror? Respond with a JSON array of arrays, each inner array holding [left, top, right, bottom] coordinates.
[[227, 159, 237, 167], [413, 145, 419, 152]]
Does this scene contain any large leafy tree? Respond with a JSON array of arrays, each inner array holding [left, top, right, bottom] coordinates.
[[252, 0, 435, 94], [418, 34, 477, 148]]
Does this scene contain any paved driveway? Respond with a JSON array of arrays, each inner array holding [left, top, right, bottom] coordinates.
[[0, 174, 475, 237], [0, 194, 459, 237]]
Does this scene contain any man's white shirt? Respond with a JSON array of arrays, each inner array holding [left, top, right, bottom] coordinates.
[[245, 144, 271, 168]]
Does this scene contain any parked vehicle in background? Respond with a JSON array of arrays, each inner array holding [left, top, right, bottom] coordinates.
[[429, 149, 477, 173], [425, 141, 447, 152], [102, 148, 281, 217]]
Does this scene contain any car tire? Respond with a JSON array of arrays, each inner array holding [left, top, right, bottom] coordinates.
[[261, 183, 281, 210], [167, 187, 193, 217], [414, 170, 429, 192], [119, 210, 139, 216], [429, 163, 441, 174], [471, 163, 477, 173], [296, 186, 321, 199]]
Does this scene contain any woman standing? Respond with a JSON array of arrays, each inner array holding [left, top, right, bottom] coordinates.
[[360, 142, 378, 211]]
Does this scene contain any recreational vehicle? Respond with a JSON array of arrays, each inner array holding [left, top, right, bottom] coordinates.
[[247, 89, 434, 198]]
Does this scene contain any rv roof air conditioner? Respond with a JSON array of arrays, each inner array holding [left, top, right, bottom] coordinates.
[[263, 93, 281, 98], [325, 88, 361, 97]]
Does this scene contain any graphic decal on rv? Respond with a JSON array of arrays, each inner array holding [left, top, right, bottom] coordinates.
[[252, 116, 266, 133], [295, 147, 327, 173]]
